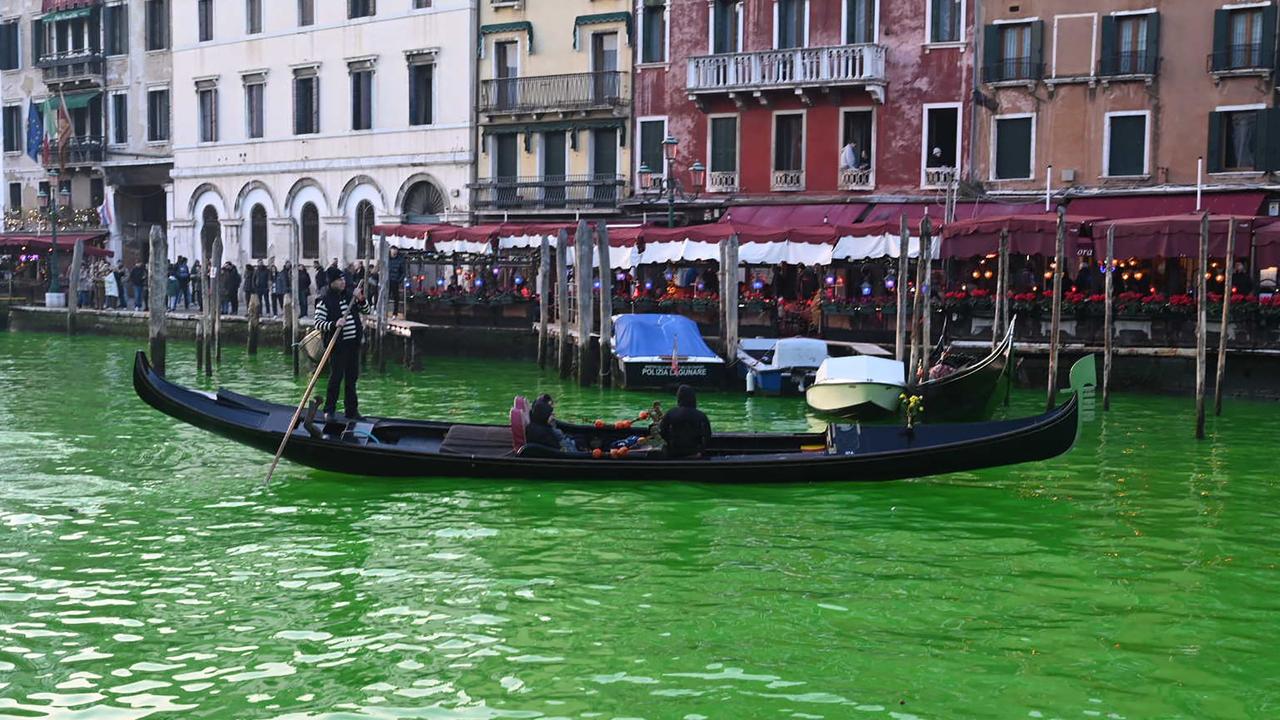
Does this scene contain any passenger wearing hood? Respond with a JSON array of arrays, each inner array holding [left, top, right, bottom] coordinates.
[[658, 385, 712, 458]]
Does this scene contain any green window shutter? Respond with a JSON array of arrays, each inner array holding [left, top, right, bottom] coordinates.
[[930, 0, 942, 43], [30, 19, 42, 65], [1206, 112, 1223, 173], [982, 25, 1000, 82], [639, 120, 665, 174], [1263, 6, 1279, 70], [1029, 20, 1045, 79], [1098, 16, 1117, 76], [1253, 108, 1270, 171], [995, 117, 1032, 179], [710, 117, 737, 172], [1211, 9, 1229, 72], [1144, 13, 1160, 75], [1263, 108, 1280, 171]]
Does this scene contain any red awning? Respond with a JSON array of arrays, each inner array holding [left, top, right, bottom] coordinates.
[[718, 203, 870, 227], [861, 201, 1043, 226], [1250, 220, 1280, 267], [0, 232, 111, 257], [1090, 214, 1255, 259], [42, 0, 97, 12], [942, 214, 1100, 257], [1068, 192, 1268, 219]]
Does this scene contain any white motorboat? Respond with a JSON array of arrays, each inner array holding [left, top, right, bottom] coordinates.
[[805, 355, 906, 419], [737, 337, 830, 396]]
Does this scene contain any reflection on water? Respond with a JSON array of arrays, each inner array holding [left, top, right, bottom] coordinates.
[[0, 333, 1277, 719]]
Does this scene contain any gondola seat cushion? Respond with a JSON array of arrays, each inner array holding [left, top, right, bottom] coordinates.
[[440, 425, 517, 456]]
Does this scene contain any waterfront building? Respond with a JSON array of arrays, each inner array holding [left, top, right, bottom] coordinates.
[[168, 0, 473, 267], [974, 0, 1280, 215], [0, 0, 173, 263], [629, 0, 977, 223], [471, 0, 633, 219]]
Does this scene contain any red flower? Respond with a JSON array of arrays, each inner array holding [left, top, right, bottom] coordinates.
[[1087, 294, 1107, 303]]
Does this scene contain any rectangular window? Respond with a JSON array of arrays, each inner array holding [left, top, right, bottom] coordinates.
[[245, 82, 264, 138], [146, 0, 168, 50], [841, 110, 873, 169], [638, 118, 667, 184], [8, 183, 20, 210], [414, 0, 431, 7], [2, 106, 20, 152], [198, 0, 213, 42], [930, 0, 962, 43], [983, 21, 1042, 82], [104, 5, 128, 56], [1105, 113, 1147, 177], [293, 73, 319, 135], [845, 0, 875, 44], [712, 0, 741, 54], [641, 0, 667, 63], [147, 88, 169, 141], [110, 93, 128, 145], [1212, 109, 1261, 172], [0, 21, 18, 70], [709, 115, 739, 189], [351, 69, 373, 130], [90, 178, 103, 206], [776, 0, 805, 49], [298, 0, 314, 26], [409, 63, 433, 126], [494, 41, 518, 108], [1116, 15, 1149, 74], [1230, 8, 1264, 69], [198, 86, 217, 142], [993, 115, 1033, 180], [924, 104, 959, 184], [247, 0, 263, 34], [349, 0, 376, 19], [773, 113, 804, 171]]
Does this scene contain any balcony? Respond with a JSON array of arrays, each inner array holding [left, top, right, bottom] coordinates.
[[706, 171, 739, 194], [839, 167, 874, 191], [771, 170, 805, 192], [43, 136, 104, 167], [1209, 43, 1271, 78], [37, 49, 104, 88], [470, 174, 626, 212], [982, 57, 1044, 85], [687, 44, 888, 105], [1099, 51, 1158, 80], [479, 72, 628, 117], [923, 166, 956, 189]]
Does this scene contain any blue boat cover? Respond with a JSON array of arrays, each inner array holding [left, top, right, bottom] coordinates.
[[613, 314, 718, 359]]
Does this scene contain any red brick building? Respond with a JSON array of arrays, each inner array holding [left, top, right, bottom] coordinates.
[[629, 0, 979, 221]]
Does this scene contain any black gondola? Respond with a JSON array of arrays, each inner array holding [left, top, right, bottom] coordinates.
[[132, 351, 1080, 483], [916, 319, 1016, 422]]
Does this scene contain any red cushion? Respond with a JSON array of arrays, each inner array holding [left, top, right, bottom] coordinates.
[[510, 407, 527, 450]]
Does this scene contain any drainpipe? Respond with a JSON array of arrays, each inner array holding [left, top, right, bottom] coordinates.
[[468, 0, 480, 225], [968, 0, 983, 187]]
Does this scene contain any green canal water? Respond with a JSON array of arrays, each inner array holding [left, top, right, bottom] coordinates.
[[0, 332, 1277, 720]]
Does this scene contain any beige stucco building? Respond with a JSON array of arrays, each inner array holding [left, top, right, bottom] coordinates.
[[169, 0, 475, 267], [473, 0, 633, 218]]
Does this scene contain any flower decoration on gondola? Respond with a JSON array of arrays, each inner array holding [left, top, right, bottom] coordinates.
[[899, 393, 924, 430]]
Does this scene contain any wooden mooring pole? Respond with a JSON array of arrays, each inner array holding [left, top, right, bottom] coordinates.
[[993, 229, 1009, 348], [1195, 212, 1209, 439], [575, 219, 594, 387], [895, 216, 909, 362], [148, 225, 167, 375], [920, 216, 935, 375], [537, 233, 551, 369], [1103, 225, 1115, 411], [375, 235, 390, 372], [556, 228, 571, 378], [289, 221, 301, 377], [1214, 218, 1236, 416], [246, 292, 260, 355], [210, 235, 223, 366], [725, 234, 740, 362], [1046, 206, 1066, 410], [908, 219, 928, 388], [596, 222, 614, 387], [66, 238, 84, 334]]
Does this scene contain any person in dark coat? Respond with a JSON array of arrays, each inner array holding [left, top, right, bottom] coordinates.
[[658, 385, 713, 459], [243, 263, 255, 310], [190, 260, 202, 310], [313, 266, 371, 421], [175, 256, 191, 309], [255, 259, 272, 315], [524, 401, 561, 450], [387, 245, 407, 317], [222, 261, 241, 314], [313, 261, 326, 304], [297, 263, 312, 317], [128, 262, 147, 310], [270, 261, 287, 315]]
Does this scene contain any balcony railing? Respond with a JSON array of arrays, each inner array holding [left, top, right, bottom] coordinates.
[[924, 166, 956, 188], [43, 136, 104, 167], [983, 58, 1044, 84], [37, 49, 104, 86], [470, 174, 626, 210], [479, 72, 627, 115], [1101, 51, 1158, 77], [706, 171, 739, 194], [771, 170, 804, 192], [839, 167, 873, 191], [687, 44, 887, 95], [1210, 43, 1269, 73]]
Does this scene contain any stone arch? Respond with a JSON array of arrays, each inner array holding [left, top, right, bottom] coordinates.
[[283, 177, 331, 216], [393, 173, 448, 217], [187, 182, 228, 220], [336, 175, 387, 215], [233, 180, 279, 217]]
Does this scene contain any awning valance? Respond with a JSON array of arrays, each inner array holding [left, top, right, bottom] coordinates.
[[573, 12, 633, 49], [1067, 191, 1267, 219], [42, 7, 93, 22], [1089, 214, 1256, 259], [942, 214, 1100, 257], [480, 21, 534, 54], [0, 232, 111, 256], [41, 90, 100, 113], [719, 203, 870, 227]]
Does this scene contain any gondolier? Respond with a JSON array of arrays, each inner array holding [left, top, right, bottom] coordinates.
[[313, 266, 370, 421]]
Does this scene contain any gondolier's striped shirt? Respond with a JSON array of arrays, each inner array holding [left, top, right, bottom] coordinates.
[[313, 293, 371, 344]]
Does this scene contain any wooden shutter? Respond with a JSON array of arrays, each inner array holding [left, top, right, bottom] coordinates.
[[1029, 20, 1045, 78], [1098, 16, 1117, 76], [1263, 5, 1279, 71], [1211, 9, 1229, 72], [930, 0, 942, 42], [30, 19, 42, 65], [1206, 112, 1223, 173], [1144, 13, 1160, 75], [982, 24, 1000, 82], [1262, 108, 1280, 171]]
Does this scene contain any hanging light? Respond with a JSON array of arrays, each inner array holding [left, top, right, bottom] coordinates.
[[638, 162, 653, 189], [825, 275, 835, 286], [474, 278, 484, 288], [593, 279, 601, 289], [884, 275, 896, 292], [616, 272, 626, 282], [662, 136, 678, 165], [644, 280, 653, 290], [690, 161, 706, 188], [514, 275, 524, 285], [983, 270, 993, 279], [752, 280, 764, 290]]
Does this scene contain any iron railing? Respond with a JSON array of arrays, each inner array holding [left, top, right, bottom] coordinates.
[[1101, 50, 1158, 76], [37, 49, 104, 85], [470, 174, 626, 210], [687, 44, 887, 93], [43, 136, 104, 166], [1209, 43, 1269, 72], [982, 58, 1044, 83], [479, 72, 627, 114]]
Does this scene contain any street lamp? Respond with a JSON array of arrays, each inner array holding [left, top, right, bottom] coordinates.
[[39, 170, 70, 296], [637, 135, 705, 228]]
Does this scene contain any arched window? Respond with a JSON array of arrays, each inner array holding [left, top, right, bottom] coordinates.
[[250, 204, 268, 258], [355, 200, 375, 259], [200, 206, 220, 252], [402, 181, 444, 223], [301, 203, 319, 259]]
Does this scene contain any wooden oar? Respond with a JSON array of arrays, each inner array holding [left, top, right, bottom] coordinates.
[[264, 280, 367, 487]]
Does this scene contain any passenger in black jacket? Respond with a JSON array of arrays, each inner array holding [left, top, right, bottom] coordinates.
[[387, 246, 407, 317], [254, 260, 271, 315], [313, 266, 371, 421], [524, 401, 561, 450], [658, 385, 712, 458], [297, 264, 312, 317]]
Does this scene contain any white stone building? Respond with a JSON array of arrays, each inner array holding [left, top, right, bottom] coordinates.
[[168, 0, 475, 268]]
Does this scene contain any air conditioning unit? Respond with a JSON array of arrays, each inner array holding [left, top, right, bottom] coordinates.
[[1060, 168, 1076, 183]]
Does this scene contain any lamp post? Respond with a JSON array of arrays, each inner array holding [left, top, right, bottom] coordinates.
[[40, 169, 69, 295], [637, 135, 705, 228]]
